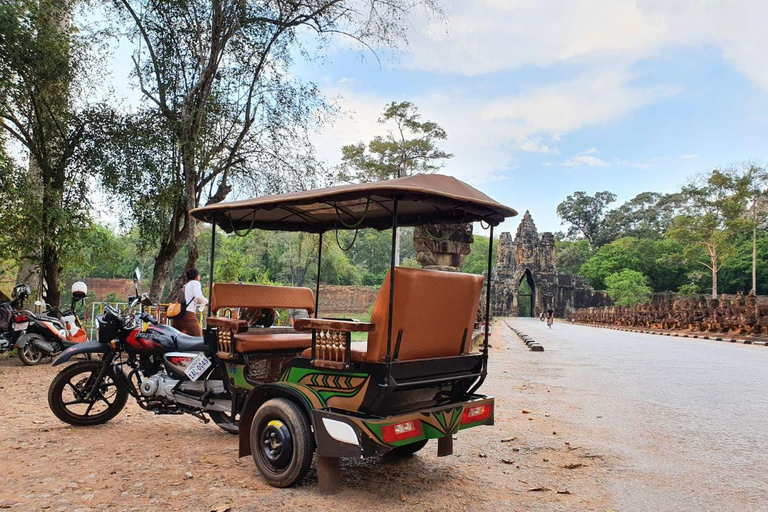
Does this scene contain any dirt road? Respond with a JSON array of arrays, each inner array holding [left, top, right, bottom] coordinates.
[[0, 323, 613, 512]]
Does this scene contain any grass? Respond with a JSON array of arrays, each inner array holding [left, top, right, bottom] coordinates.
[[323, 311, 371, 342]]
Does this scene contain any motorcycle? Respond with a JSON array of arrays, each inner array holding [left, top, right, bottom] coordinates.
[[16, 282, 89, 365], [0, 284, 32, 356], [47, 268, 237, 432]]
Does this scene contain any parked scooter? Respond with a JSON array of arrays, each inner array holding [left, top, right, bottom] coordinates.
[[0, 284, 32, 356], [47, 269, 237, 432], [16, 282, 89, 365]]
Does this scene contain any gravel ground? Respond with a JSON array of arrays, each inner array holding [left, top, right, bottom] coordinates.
[[0, 322, 614, 512]]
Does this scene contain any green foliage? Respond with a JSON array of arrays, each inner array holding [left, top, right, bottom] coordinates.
[[554, 239, 592, 275], [579, 237, 691, 291], [604, 270, 652, 307], [677, 284, 701, 296], [601, 191, 684, 242], [459, 234, 497, 275], [338, 101, 452, 182], [666, 167, 756, 296], [556, 191, 616, 246]]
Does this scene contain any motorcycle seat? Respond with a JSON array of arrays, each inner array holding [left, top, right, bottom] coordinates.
[[175, 332, 207, 352]]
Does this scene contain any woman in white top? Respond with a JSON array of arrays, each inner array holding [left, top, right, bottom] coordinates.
[[170, 268, 208, 336]]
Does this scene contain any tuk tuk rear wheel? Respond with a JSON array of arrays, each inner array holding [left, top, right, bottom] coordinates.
[[250, 398, 314, 488]]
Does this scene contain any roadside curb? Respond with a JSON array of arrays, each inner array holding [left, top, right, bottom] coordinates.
[[574, 323, 768, 346], [503, 320, 544, 351]]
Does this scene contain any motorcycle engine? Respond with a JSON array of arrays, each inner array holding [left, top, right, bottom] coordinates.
[[139, 372, 228, 412], [31, 337, 58, 354]]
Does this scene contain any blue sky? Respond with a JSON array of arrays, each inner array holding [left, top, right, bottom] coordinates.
[[290, 0, 768, 235], [107, 0, 768, 236]]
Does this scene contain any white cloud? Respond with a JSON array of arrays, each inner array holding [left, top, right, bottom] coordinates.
[[313, 67, 670, 183], [404, 0, 768, 90], [564, 149, 611, 168]]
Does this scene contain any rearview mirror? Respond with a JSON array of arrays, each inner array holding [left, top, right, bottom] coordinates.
[[133, 267, 142, 281]]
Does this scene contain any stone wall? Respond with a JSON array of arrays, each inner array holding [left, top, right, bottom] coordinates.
[[317, 285, 379, 314], [74, 278, 136, 302]]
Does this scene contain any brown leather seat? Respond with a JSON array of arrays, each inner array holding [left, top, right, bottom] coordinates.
[[209, 283, 315, 316], [301, 268, 483, 363], [234, 333, 312, 353]]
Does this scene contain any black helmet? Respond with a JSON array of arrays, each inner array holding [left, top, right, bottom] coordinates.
[[12, 284, 30, 301]]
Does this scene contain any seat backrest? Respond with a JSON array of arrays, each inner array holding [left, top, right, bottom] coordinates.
[[364, 267, 484, 363], [210, 283, 315, 316]]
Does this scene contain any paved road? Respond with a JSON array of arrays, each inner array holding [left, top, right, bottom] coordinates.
[[504, 318, 768, 512]]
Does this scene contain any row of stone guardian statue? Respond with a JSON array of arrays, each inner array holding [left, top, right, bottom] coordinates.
[[572, 291, 768, 335]]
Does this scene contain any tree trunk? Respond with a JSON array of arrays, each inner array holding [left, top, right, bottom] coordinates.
[[752, 226, 757, 293], [150, 242, 177, 302]]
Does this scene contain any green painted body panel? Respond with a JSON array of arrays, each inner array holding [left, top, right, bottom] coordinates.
[[225, 363, 254, 390]]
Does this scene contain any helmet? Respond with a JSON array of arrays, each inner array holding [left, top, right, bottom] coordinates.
[[71, 281, 88, 299], [12, 284, 30, 301]]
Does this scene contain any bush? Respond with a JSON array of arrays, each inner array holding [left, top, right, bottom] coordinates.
[[604, 270, 652, 307]]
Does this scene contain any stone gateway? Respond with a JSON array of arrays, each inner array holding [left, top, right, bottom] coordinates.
[[492, 211, 607, 318]]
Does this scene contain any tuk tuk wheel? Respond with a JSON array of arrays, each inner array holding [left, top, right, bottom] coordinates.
[[250, 398, 314, 488]]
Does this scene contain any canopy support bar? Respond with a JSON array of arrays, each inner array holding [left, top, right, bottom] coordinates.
[[315, 232, 323, 317], [207, 216, 217, 317], [385, 197, 399, 383], [484, 224, 494, 362]]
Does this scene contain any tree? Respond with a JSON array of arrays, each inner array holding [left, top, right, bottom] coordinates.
[[554, 238, 592, 275], [579, 237, 690, 292], [556, 191, 616, 247], [338, 100, 452, 265], [667, 168, 752, 297], [105, 1, 438, 299], [0, 0, 108, 306], [605, 270, 652, 307], [338, 101, 452, 182], [601, 191, 684, 242], [459, 235, 496, 276]]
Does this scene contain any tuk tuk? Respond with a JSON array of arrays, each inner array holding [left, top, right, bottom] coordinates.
[[190, 173, 517, 493]]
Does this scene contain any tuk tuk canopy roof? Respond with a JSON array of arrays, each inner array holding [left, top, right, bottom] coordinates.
[[190, 174, 518, 233]]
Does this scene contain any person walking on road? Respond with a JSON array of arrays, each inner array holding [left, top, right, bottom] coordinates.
[[171, 268, 208, 336], [546, 308, 554, 329]]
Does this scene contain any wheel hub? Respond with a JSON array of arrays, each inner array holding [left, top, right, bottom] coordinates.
[[261, 419, 293, 469]]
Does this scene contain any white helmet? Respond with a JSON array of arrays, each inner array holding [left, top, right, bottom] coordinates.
[[71, 281, 88, 299]]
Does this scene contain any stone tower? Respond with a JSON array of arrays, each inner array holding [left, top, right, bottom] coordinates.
[[492, 211, 606, 318]]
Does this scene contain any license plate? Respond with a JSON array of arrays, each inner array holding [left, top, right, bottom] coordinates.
[[184, 353, 211, 382], [13, 322, 28, 331]]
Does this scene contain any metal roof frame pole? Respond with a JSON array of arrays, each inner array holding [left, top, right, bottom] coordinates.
[[207, 216, 217, 317], [315, 232, 323, 317], [385, 198, 399, 385], [484, 223, 494, 370]]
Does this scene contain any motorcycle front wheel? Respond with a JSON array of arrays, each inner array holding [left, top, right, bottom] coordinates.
[[18, 342, 44, 366], [48, 360, 128, 426]]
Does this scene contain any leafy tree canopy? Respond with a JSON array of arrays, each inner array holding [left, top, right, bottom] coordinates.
[[338, 101, 452, 182], [604, 270, 652, 307]]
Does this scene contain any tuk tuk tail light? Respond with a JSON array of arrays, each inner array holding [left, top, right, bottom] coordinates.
[[381, 420, 423, 443], [461, 404, 492, 424]]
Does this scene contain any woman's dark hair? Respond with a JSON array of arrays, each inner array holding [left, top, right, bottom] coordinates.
[[185, 268, 200, 281]]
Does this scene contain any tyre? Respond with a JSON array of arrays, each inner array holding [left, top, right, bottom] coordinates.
[[209, 409, 239, 435], [250, 398, 314, 488], [48, 360, 128, 426], [18, 339, 44, 366], [386, 439, 429, 458]]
